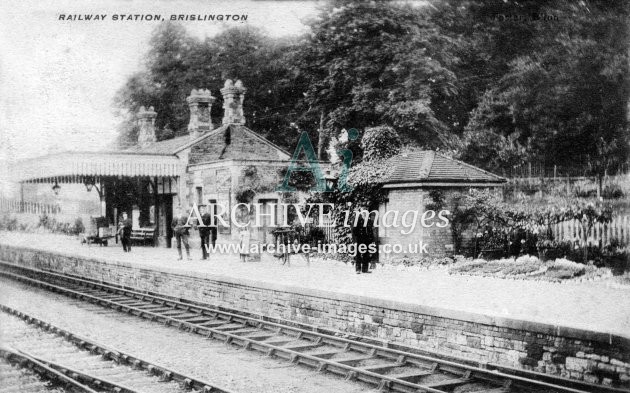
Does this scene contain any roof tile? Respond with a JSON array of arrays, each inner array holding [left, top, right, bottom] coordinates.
[[386, 151, 505, 184]]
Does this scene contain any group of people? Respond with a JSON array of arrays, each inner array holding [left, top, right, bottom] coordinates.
[[117, 206, 374, 271], [171, 205, 218, 260], [116, 206, 218, 260]]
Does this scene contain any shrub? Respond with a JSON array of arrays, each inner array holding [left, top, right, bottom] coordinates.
[[565, 245, 602, 265], [602, 184, 625, 199], [536, 239, 573, 261], [601, 243, 630, 275], [0, 214, 18, 231], [36, 214, 85, 236], [361, 126, 402, 162], [72, 217, 85, 235], [574, 188, 598, 198], [235, 188, 256, 204], [545, 258, 586, 280], [302, 227, 326, 245]]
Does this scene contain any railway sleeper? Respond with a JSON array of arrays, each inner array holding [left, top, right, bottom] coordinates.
[[2, 265, 622, 393]]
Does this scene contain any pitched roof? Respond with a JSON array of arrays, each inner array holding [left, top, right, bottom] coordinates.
[[125, 134, 191, 155], [125, 124, 291, 159], [385, 151, 506, 185]]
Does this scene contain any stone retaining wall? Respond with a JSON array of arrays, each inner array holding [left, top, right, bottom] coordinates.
[[1, 244, 628, 387]]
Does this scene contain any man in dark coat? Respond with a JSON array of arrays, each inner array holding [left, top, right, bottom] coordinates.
[[351, 225, 373, 274], [118, 212, 132, 252], [198, 205, 217, 260], [172, 207, 191, 260]]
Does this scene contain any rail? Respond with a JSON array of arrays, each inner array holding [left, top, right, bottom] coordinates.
[[1, 261, 627, 393]]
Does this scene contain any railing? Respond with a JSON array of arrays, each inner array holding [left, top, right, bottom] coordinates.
[[0, 198, 61, 215], [320, 217, 336, 243], [295, 217, 337, 245], [552, 215, 630, 247]]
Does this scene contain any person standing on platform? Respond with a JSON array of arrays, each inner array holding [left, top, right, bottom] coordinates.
[[172, 207, 191, 261], [351, 225, 372, 274], [238, 226, 250, 262], [210, 215, 217, 255], [118, 212, 132, 252], [199, 205, 213, 260]]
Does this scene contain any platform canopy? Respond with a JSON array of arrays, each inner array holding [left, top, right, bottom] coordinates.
[[10, 151, 182, 183]]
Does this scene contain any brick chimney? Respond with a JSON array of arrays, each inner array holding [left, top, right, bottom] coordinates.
[[186, 88, 215, 140], [137, 106, 157, 147], [220, 79, 246, 125]]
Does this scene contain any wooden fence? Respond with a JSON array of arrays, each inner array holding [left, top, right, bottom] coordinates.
[[551, 215, 630, 247], [0, 198, 61, 215], [506, 162, 629, 179]]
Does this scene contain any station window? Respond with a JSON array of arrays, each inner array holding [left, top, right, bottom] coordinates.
[[196, 187, 203, 206]]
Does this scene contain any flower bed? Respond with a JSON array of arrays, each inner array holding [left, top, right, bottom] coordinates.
[[449, 255, 611, 282], [379, 255, 456, 271]]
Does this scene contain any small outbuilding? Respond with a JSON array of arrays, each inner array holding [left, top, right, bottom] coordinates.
[[377, 151, 506, 260]]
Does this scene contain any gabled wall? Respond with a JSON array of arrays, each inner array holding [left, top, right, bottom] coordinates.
[[189, 125, 289, 165]]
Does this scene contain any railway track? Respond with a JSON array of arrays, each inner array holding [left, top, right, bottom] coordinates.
[[0, 261, 627, 393], [0, 305, 233, 393], [1, 353, 73, 393]]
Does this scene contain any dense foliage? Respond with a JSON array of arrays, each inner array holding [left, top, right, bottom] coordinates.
[[114, 24, 304, 149], [114, 1, 629, 173], [450, 189, 615, 263]]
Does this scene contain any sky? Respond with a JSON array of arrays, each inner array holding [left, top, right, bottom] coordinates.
[[0, 0, 320, 161]]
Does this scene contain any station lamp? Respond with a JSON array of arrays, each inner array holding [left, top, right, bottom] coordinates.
[[52, 181, 61, 195], [84, 176, 95, 192], [83, 176, 102, 198], [324, 170, 337, 191]]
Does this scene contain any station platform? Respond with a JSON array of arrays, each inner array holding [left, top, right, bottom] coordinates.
[[0, 230, 629, 383]]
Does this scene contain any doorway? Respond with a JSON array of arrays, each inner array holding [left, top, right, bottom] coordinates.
[[159, 195, 174, 247], [257, 199, 278, 244]]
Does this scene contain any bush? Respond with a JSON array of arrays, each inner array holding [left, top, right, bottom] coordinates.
[[601, 244, 630, 275], [545, 258, 586, 280], [361, 126, 402, 161], [602, 184, 625, 199], [536, 239, 573, 261], [37, 214, 85, 236], [574, 187, 597, 198], [565, 245, 602, 265], [72, 217, 85, 235], [302, 227, 326, 245], [0, 214, 18, 231]]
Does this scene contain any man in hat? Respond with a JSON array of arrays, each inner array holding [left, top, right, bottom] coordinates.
[[171, 206, 191, 260], [198, 205, 217, 260], [118, 212, 133, 252]]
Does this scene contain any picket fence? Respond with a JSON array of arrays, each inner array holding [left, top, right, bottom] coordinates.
[[551, 215, 630, 247], [0, 198, 61, 215]]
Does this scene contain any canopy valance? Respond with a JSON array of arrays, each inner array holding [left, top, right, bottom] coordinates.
[[10, 151, 182, 183]]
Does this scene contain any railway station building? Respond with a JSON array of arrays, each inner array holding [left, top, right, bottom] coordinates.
[[9, 80, 297, 247], [8, 79, 505, 255]]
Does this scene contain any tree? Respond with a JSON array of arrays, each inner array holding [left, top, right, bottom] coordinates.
[[114, 23, 304, 149], [307, 125, 403, 255], [294, 1, 459, 151], [114, 23, 196, 144], [458, 1, 630, 174]]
